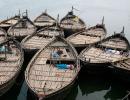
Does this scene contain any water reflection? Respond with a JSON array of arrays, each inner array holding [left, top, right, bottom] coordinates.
[[65, 71, 130, 100]]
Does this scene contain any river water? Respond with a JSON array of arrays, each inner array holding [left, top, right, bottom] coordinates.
[[0, 0, 130, 100]]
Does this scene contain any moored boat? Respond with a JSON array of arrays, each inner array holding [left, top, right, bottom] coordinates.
[[8, 11, 37, 41], [0, 14, 20, 31], [0, 28, 7, 44], [79, 28, 130, 74], [67, 17, 107, 52], [0, 38, 24, 96], [21, 23, 64, 54], [25, 36, 80, 100], [34, 10, 56, 30], [60, 7, 86, 37]]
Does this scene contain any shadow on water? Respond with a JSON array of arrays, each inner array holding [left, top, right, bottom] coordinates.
[[65, 66, 130, 100]]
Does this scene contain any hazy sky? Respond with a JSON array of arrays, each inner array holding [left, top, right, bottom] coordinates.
[[0, 0, 130, 39]]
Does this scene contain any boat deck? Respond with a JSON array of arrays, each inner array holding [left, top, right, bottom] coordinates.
[[23, 36, 52, 49], [60, 21, 85, 29], [68, 28, 105, 45], [100, 38, 127, 50], [81, 47, 127, 63], [22, 26, 63, 50], [34, 12, 56, 27], [116, 59, 130, 70], [8, 18, 36, 38], [0, 16, 20, 27], [27, 45, 77, 95], [0, 43, 21, 85]]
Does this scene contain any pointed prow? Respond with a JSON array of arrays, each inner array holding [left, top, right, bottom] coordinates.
[[18, 9, 21, 17], [121, 26, 125, 33], [72, 6, 74, 12], [102, 16, 104, 25], [26, 9, 28, 17], [71, 6, 79, 11], [22, 9, 28, 18], [57, 14, 59, 23], [45, 9, 47, 13]]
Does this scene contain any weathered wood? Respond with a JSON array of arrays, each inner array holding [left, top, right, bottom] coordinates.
[[25, 36, 79, 99], [0, 39, 24, 96], [80, 33, 129, 64], [21, 24, 64, 52], [67, 23, 107, 47]]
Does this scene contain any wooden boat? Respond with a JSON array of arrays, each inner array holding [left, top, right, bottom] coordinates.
[[0, 15, 20, 31], [21, 24, 64, 53], [60, 7, 86, 37], [25, 36, 80, 100], [67, 18, 107, 52], [8, 11, 37, 41], [0, 28, 7, 44], [79, 28, 130, 74], [0, 38, 24, 96], [34, 10, 56, 29]]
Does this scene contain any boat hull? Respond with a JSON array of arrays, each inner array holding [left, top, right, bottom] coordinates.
[[75, 46, 89, 54], [110, 65, 130, 82], [27, 75, 78, 100], [23, 48, 38, 55], [0, 70, 21, 96], [63, 28, 84, 38], [81, 60, 111, 75], [0, 26, 10, 32]]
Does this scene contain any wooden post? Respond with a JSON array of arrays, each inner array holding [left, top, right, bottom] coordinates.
[[26, 9, 28, 17], [19, 9, 21, 17]]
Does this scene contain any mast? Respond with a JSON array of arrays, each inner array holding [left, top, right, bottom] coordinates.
[[26, 9, 28, 17]]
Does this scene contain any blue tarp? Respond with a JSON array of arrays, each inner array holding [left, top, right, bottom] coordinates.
[[51, 51, 60, 58], [0, 46, 8, 52], [56, 64, 68, 69]]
